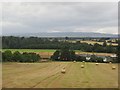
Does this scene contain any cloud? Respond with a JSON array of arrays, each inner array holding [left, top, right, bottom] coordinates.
[[2, 2, 118, 35]]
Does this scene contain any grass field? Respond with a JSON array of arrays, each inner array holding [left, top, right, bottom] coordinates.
[[2, 49, 56, 53], [2, 49, 115, 59], [2, 49, 115, 56], [2, 62, 118, 88]]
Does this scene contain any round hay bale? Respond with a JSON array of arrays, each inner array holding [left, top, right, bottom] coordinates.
[[61, 69, 66, 73], [82, 61, 85, 63], [81, 65, 84, 68], [109, 62, 112, 64], [112, 66, 116, 70], [73, 60, 76, 63], [95, 63, 99, 65]]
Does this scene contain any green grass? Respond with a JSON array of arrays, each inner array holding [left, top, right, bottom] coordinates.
[[2, 49, 114, 57], [2, 49, 56, 53]]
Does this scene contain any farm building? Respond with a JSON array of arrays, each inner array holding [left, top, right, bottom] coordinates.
[[76, 54, 117, 63]]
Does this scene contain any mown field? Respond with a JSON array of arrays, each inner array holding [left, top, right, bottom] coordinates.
[[68, 40, 118, 46], [2, 62, 118, 88], [80, 40, 118, 46]]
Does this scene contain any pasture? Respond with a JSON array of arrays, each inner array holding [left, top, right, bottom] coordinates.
[[2, 62, 118, 88], [2, 49, 56, 53], [2, 49, 115, 57]]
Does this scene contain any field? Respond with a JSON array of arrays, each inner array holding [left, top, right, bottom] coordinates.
[[2, 62, 118, 88], [2, 49, 56, 53], [68, 40, 118, 46], [2, 49, 115, 58], [81, 40, 118, 46]]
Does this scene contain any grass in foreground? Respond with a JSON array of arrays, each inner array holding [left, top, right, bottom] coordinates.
[[2, 62, 118, 88]]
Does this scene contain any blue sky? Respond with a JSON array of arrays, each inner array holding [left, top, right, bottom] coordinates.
[[1, 2, 118, 35]]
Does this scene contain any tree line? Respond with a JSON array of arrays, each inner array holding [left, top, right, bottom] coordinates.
[[50, 42, 118, 63], [2, 36, 117, 53], [2, 50, 41, 62]]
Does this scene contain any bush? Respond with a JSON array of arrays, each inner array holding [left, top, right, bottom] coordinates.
[[2, 51, 41, 62], [90, 55, 103, 63], [2, 50, 13, 62], [76, 56, 86, 61], [20, 52, 41, 62], [12, 51, 22, 62]]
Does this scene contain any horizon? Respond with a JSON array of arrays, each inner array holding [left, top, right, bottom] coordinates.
[[2, 31, 118, 38]]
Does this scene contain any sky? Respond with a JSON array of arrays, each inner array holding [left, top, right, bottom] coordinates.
[[1, 2, 118, 35]]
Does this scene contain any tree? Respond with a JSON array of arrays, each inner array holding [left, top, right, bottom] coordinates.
[[2, 50, 13, 62], [29, 53, 41, 62], [60, 44, 71, 60], [51, 44, 76, 61], [76, 55, 86, 61], [2, 36, 117, 53], [12, 51, 22, 62], [103, 41, 107, 47], [51, 50, 60, 60], [90, 55, 97, 62], [21, 52, 40, 62], [76, 41, 81, 44], [69, 50, 76, 60]]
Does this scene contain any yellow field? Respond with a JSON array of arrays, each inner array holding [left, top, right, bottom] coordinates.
[[81, 41, 118, 46], [68, 40, 118, 46], [2, 62, 118, 88]]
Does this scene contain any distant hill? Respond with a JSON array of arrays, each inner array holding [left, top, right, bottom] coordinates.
[[3, 32, 118, 38]]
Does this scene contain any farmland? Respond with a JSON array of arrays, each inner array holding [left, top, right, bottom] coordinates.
[[2, 62, 118, 88], [2, 49, 115, 57], [67, 40, 118, 46], [80, 40, 118, 46], [2, 49, 56, 53]]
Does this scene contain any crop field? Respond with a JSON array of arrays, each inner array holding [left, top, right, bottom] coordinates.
[[2, 62, 118, 88], [69, 40, 118, 46], [81, 40, 118, 46]]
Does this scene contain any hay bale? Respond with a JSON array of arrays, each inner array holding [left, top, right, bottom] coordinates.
[[81, 65, 84, 68], [112, 66, 116, 70], [109, 62, 112, 64], [82, 61, 85, 63], [73, 60, 76, 63], [61, 68, 66, 73], [95, 63, 99, 65]]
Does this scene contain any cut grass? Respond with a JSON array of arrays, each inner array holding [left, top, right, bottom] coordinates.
[[2, 62, 118, 88]]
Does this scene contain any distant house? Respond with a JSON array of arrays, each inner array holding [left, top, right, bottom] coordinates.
[[77, 53, 117, 63]]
